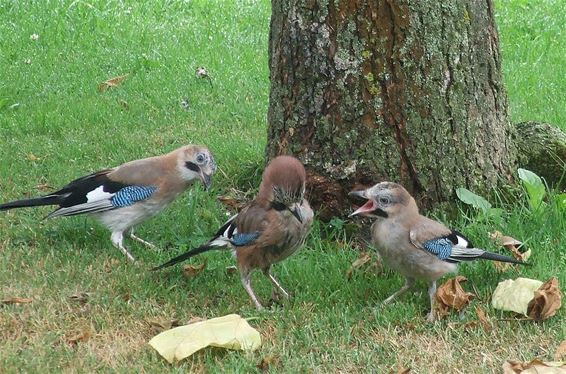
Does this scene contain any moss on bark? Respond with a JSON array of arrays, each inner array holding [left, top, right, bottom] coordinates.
[[267, 0, 518, 219]]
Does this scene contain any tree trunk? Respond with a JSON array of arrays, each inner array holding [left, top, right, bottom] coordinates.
[[267, 0, 518, 219], [516, 121, 566, 188]]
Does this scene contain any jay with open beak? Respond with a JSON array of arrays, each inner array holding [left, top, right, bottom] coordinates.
[[349, 182, 526, 321], [0, 145, 216, 262], [153, 155, 313, 310]]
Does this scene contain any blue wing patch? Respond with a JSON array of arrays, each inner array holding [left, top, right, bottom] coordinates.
[[422, 238, 453, 260], [231, 232, 260, 247], [111, 186, 157, 207]]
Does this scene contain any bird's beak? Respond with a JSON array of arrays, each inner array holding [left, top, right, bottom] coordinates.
[[290, 204, 303, 223], [348, 189, 375, 217], [200, 172, 213, 190]]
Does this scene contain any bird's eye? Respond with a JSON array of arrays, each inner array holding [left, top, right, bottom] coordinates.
[[379, 197, 390, 205], [196, 153, 206, 164]]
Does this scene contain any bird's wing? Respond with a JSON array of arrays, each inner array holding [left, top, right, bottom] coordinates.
[[233, 203, 286, 250], [421, 232, 485, 263], [48, 170, 157, 218], [409, 217, 484, 263]]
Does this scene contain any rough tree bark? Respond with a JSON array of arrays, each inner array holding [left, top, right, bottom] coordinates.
[[267, 0, 519, 219]]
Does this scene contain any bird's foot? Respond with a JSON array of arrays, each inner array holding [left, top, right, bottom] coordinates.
[[426, 311, 436, 323], [119, 246, 136, 263], [129, 233, 157, 249]]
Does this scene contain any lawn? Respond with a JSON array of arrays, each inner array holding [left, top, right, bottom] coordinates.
[[0, 0, 565, 372]]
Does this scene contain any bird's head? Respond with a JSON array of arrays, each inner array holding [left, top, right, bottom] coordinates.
[[258, 155, 307, 223], [348, 182, 417, 219], [177, 145, 217, 189]]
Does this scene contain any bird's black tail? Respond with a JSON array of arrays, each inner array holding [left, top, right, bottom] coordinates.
[[151, 244, 221, 271], [479, 251, 528, 265], [0, 195, 61, 211]]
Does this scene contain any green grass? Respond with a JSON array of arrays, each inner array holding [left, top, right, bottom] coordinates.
[[1, 0, 565, 372], [497, 0, 566, 129]]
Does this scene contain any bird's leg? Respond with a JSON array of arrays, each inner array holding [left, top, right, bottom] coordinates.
[[426, 281, 437, 322], [240, 271, 264, 311], [128, 228, 156, 249], [263, 268, 290, 300], [382, 277, 415, 305], [110, 231, 136, 262]]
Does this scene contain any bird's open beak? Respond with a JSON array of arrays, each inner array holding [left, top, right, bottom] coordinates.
[[200, 173, 213, 190], [290, 204, 303, 223], [348, 189, 375, 217]]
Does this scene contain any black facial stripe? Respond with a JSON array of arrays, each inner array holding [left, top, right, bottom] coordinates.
[[270, 201, 287, 211], [185, 161, 200, 172], [375, 208, 388, 218]]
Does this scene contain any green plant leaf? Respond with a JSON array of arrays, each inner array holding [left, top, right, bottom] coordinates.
[[554, 193, 566, 211], [456, 187, 492, 212], [517, 168, 546, 211]]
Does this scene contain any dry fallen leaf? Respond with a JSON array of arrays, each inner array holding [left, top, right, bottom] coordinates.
[[98, 74, 129, 92], [217, 195, 247, 211], [147, 318, 181, 334], [1, 297, 33, 305], [345, 252, 372, 280], [257, 354, 281, 371], [226, 265, 238, 275], [69, 292, 90, 304], [148, 314, 261, 363], [35, 183, 53, 191], [475, 306, 492, 332], [555, 341, 566, 361], [26, 153, 40, 161], [489, 231, 531, 262], [66, 328, 93, 346], [502, 359, 566, 374], [435, 276, 475, 317], [527, 277, 562, 321], [182, 260, 207, 278], [492, 277, 543, 316]]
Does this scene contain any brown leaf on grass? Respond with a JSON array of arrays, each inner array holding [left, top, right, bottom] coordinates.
[[475, 306, 492, 332], [182, 259, 207, 278], [1, 297, 33, 305], [555, 341, 566, 361], [226, 265, 238, 275], [98, 74, 129, 92], [26, 153, 40, 161], [69, 292, 90, 304], [257, 354, 281, 371], [527, 277, 562, 321], [66, 328, 93, 346], [345, 252, 372, 280], [217, 195, 247, 211], [489, 231, 531, 263], [147, 318, 181, 334], [435, 276, 475, 318], [502, 359, 566, 374], [35, 183, 53, 191]]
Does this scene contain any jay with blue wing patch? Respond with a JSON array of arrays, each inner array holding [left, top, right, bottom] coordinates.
[[349, 182, 526, 322], [153, 156, 313, 310], [1, 145, 217, 262]]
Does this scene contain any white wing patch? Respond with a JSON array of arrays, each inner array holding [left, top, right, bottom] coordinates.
[[453, 234, 469, 248], [85, 186, 115, 202]]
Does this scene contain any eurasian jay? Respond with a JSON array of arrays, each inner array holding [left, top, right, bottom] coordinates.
[[153, 155, 313, 310], [0, 145, 217, 262], [349, 182, 526, 321]]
